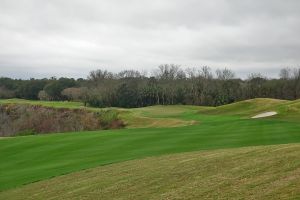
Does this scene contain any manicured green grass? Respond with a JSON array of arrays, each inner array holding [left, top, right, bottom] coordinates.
[[1, 113, 300, 191], [1, 143, 300, 200]]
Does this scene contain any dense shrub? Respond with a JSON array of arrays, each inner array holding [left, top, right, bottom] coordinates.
[[0, 104, 124, 136], [38, 90, 51, 100], [97, 110, 124, 129], [61, 87, 87, 101]]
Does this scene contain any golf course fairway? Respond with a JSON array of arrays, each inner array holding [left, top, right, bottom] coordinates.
[[0, 98, 300, 199]]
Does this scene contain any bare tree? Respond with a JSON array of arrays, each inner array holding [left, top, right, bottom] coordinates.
[[154, 64, 181, 80], [185, 67, 197, 79], [199, 66, 213, 79], [292, 67, 300, 80], [88, 69, 113, 84], [279, 67, 292, 80], [117, 70, 142, 79], [216, 68, 235, 80]]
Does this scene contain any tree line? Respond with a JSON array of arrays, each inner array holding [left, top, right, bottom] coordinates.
[[1, 64, 300, 108]]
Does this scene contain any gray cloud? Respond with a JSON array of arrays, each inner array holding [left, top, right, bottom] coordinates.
[[0, 0, 299, 79]]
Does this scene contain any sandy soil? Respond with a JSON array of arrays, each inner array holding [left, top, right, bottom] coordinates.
[[251, 111, 277, 119]]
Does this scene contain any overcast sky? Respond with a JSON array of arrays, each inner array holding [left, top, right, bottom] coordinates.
[[0, 0, 299, 79]]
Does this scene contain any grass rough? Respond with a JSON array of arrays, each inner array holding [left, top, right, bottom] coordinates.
[[1, 144, 299, 200]]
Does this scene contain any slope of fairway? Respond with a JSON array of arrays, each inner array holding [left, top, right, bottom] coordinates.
[[1, 116, 300, 191], [200, 98, 300, 121], [1, 144, 299, 200], [200, 98, 288, 116], [275, 99, 300, 122]]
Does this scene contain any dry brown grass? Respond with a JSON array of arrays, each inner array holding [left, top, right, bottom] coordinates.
[[1, 143, 299, 200], [0, 104, 124, 136], [124, 115, 194, 128]]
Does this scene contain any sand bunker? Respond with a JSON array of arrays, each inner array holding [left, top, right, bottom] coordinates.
[[251, 111, 277, 119]]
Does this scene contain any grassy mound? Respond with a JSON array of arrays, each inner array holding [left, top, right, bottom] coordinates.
[[200, 98, 300, 121], [200, 98, 288, 116], [1, 144, 299, 200]]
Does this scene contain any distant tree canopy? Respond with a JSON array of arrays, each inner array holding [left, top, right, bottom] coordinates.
[[1, 65, 300, 108], [44, 78, 77, 100]]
